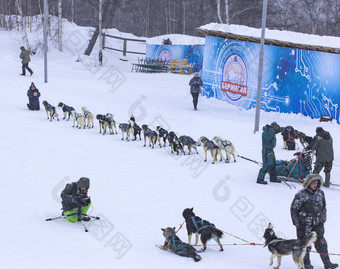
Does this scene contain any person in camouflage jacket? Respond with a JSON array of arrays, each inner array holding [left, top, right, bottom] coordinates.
[[61, 177, 92, 223], [309, 127, 334, 187], [256, 122, 282, 184], [20, 46, 33, 76], [290, 174, 338, 269]]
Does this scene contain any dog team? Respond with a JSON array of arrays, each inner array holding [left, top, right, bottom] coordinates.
[[42, 100, 237, 164]]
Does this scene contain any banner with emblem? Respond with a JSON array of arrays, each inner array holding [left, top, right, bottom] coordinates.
[[201, 36, 340, 123]]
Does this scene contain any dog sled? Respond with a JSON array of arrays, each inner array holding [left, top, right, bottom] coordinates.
[[276, 151, 313, 183]]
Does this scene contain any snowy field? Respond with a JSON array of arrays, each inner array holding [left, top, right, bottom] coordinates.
[[0, 21, 339, 269]]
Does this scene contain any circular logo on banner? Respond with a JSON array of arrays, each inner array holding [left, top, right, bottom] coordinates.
[[159, 50, 171, 62], [221, 55, 248, 101]]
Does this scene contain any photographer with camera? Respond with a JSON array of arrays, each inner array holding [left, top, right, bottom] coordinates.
[[61, 177, 92, 223]]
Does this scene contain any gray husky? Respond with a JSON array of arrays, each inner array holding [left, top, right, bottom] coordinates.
[[263, 223, 317, 269], [156, 227, 201, 262]]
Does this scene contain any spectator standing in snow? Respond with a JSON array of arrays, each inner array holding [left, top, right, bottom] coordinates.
[[189, 73, 203, 111], [61, 177, 92, 223], [256, 121, 282, 184], [308, 127, 334, 188], [290, 174, 338, 269], [20, 46, 33, 76], [27, 82, 40, 110]]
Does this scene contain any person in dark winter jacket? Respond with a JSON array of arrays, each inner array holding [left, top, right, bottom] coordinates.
[[189, 73, 203, 110], [256, 122, 282, 184], [27, 82, 40, 110], [291, 174, 338, 269], [61, 177, 92, 223], [308, 127, 334, 187], [20, 46, 33, 76]]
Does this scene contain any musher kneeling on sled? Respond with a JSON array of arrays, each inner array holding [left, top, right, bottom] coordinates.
[[61, 177, 91, 223]]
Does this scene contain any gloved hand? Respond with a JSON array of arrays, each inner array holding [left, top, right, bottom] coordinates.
[[71, 195, 81, 205]]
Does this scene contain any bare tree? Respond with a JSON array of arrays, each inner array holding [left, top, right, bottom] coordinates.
[[15, 0, 30, 50], [58, 0, 62, 51], [216, 0, 223, 24]]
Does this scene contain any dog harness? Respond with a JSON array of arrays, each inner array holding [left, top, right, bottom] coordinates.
[[75, 113, 83, 120], [83, 110, 90, 118], [206, 140, 217, 149], [191, 217, 213, 233], [47, 103, 54, 110], [171, 235, 185, 252], [220, 140, 232, 147], [158, 128, 168, 137], [64, 105, 74, 112]]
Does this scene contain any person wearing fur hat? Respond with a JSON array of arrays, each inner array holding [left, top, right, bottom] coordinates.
[[308, 127, 334, 187], [20, 46, 33, 76], [290, 174, 338, 269], [61, 177, 92, 223], [27, 82, 41, 110], [256, 121, 282, 184]]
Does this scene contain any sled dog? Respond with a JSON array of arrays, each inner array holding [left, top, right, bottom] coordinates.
[[81, 106, 94, 128], [71, 110, 85, 129], [119, 121, 133, 141], [168, 131, 185, 155], [142, 124, 158, 148], [212, 135, 236, 163], [263, 223, 317, 269], [58, 102, 75, 120], [129, 120, 142, 141], [156, 126, 169, 147], [179, 135, 198, 155], [96, 113, 117, 135], [156, 227, 201, 262], [42, 100, 59, 121], [182, 208, 224, 252], [197, 136, 225, 164]]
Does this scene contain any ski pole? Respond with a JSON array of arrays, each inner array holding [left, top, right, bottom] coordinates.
[[45, 216, 66, 221], [236, 154, 262, 166]]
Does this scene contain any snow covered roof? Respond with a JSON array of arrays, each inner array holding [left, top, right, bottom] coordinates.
[[147, 34, 205, 45], [199, 23, 340, 54]]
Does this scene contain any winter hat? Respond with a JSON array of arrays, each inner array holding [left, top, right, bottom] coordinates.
[[303, 174, 322, 188], [77, 177, 90, 190], [316, 127, 324, 134], [30, 82, 35, 87], [20, 46, 25, 50]]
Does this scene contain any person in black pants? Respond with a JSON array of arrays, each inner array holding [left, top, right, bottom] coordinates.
[[189, 73, 203, 110], [291, 174, 338, 269], [20, 46, 33, 76]]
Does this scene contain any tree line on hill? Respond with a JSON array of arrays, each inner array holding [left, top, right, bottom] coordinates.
[[0, 0, 339, 38]]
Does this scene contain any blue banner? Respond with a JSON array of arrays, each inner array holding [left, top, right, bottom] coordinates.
[[146, 45, 204, 72], [201, 36, 340, 123]]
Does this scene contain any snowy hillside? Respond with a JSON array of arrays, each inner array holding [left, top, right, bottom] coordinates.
[[0, 21, 339, 269]]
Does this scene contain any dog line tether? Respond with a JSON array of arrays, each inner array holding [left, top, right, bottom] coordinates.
[[45, 212, 100, 232], [176, 221, 185, 233]]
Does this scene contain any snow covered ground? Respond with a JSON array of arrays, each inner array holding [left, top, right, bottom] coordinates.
[[0, 22, 339, 269]]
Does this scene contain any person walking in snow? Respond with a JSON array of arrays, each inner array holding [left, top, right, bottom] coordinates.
[[20, 46, 33, 76], [307, 127, 334, 188], [27, 82, 40, 110], [290, 174, 338, 269], [256, 121, 282, 184], [61, 177, 92, 223], [189, 73, 203, 111]]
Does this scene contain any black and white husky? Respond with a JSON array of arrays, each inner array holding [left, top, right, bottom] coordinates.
[[156, 227, 201, 262], [156, 126, 169, 147], [57, 102, 75, 120], [263, 223, 317, 269], [182, 208, 224, 252]]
